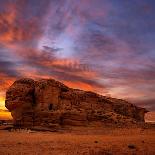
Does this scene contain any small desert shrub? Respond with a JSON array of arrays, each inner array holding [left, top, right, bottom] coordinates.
[[128, 144, 136, 149]]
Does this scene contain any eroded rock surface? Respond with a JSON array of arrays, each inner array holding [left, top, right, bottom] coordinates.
[[5, 78, 148, 129]]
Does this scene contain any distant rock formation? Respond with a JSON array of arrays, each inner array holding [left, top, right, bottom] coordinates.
[[5, 78, 148, 129]]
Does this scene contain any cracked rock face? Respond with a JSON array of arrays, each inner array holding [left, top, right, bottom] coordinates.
[[5, 78, 148, 129]]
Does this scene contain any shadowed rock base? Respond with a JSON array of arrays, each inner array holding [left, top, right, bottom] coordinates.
[[5, 78, 148, 129]]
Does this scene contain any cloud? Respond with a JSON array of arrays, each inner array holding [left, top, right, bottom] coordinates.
[[0, 0, 155, 115], [134, 99, 155, 111], [0, 0, 51, 47], [0, 109, 8, 112], [0, 47, 21, 77], [14, 47, 107, 93]]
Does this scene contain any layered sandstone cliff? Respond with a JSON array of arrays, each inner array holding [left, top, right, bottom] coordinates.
[[5, 78, 148, 129]]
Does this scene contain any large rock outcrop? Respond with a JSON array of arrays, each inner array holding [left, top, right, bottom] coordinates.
[[5, 78, 148, 129]]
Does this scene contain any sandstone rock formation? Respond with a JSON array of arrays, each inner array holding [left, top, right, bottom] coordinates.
[[5, 78, 148, 129]]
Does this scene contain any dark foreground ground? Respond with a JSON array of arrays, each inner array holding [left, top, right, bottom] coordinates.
[[0, 126, 155, 155]]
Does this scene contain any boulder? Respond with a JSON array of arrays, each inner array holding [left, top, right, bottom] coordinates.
[[5, 78, 148, 129]]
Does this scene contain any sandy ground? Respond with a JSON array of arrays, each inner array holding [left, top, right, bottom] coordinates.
[[0, 127, 155, 155]]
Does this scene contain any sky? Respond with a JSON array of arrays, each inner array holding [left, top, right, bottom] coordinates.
[[0, 0, 155, 119]]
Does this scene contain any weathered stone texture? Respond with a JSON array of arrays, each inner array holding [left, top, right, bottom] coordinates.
[[5, 78, 148, 129]]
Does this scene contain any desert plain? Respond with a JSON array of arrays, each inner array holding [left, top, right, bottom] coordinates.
[[0, 126, 155, 155]]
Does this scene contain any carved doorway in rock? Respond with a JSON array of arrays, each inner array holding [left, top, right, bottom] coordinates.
[[48, 104, 53, 110]]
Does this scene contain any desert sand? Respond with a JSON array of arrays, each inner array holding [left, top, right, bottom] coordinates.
[[0, 127, 155, 155]]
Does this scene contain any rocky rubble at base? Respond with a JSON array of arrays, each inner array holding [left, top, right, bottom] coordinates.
[[5, 78, 148, 129]]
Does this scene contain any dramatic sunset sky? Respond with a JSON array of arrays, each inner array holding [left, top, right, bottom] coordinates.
[[0, 0, 155, 120]]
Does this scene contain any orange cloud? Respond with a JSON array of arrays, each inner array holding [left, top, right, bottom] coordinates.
[[0, 73, 16, 90], [0, 110, 12, 120], [0, 96, 5, 104], [63, 81, 95, 91], [0, 2, 42, 47], [0, 7, 16, 43], [0, 73, 17, 111]]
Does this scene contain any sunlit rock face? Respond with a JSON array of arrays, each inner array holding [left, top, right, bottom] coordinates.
[[5, 78, 148, 129]]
